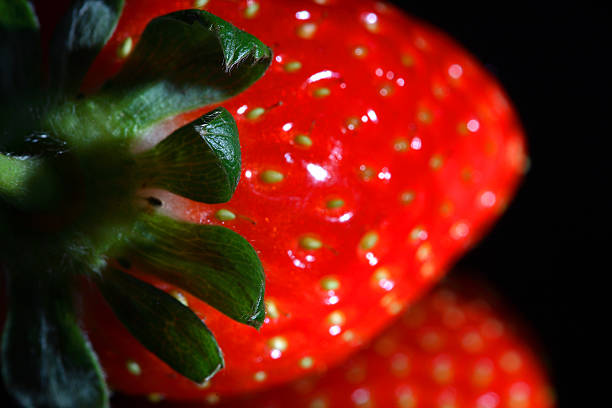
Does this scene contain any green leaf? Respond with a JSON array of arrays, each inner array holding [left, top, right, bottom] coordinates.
[[136, 107, 240, 203], [123, 213, 265, 328], [1, 268, 108, 408], [0, 0, 40, 102], [95, 267, 224, 383], [99, 8, 272, 136], [49, 0, 124, 95]]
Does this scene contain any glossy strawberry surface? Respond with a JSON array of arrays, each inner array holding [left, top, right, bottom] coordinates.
[[35, 0, 527, 399], [115, 279, 555, 407]]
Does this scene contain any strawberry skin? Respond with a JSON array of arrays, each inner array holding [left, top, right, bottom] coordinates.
[[56, 0, 529, 399], [114, 278, 556, 407], [220, 279, 556, 408]]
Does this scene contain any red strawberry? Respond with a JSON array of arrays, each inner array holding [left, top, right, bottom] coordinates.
[[4, 0, 525, 405], [71, 0, 526, 400], [114, 278, 556, 407]]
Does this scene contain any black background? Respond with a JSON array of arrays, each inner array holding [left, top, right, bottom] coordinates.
[[390, 2, 609, 406], [2, 2, 607, 407]]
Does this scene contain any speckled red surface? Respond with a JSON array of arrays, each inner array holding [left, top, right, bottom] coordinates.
[[36, 0, 526, 400]]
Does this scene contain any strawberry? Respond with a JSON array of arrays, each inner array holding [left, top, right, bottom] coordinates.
[[114, 278, 557, 407], [2, 0, 526, 405], [73, 0, 526, 400]]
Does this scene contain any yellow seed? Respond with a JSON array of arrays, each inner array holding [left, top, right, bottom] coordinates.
[[401, 54, 415, 67], [420, 261, 435, 277], [362, 13, 380, 33], [394, 138, 409, 152], [472, 360, 494, 387], [313, 87, 331, 98], [433, 359, 453, 384], [372, 267, 390, 285], [196, 380, 211, 389], [309, 397, 328, 408], [500, 350, 522, 373], [400, 190, 415, 204], [429, 154, 444, 170], [117, 37, 133, 58], [342, 330, 355, 342], [352, 45, 368, 58], [294, 134, 313, 147], [439, 200, 454, 216], [265, 299, 280, 319], [345, 116, 361, 131], [416, 242, 432, 261], [326, 198, 345, 209], [327, 310, 345, 325], [299, 236, 323, 250], [360, 231, 379, 250], [417, 109, 432, 123], [260, 170, 284, 184], [126, 360, 141, 376], [170, 290, 188, 307], [147, 393, 164, 403], [246, 107, 265, 120], [299, 356, 314, 369], [268, 336, 289, 352], [320, 276, 340, 291], [244, 1, 259, 18], [397, 388, 416, 408], [379, 84, 393, 97], [359, 165, 374, 181], [205, 393, 220, 404], [253, 371, 267, 382], [284, 61, 302, 72], [215, 209, 236, 221], [297, 23, 317, 39], [193, 0, 209, 8]]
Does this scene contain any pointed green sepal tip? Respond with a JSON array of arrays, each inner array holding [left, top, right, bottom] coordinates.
[[120, 213, 265, 329], [0, 0, 38, 29], [95, 267, 224, 383], [1, 268, 109, 408], [1, 0, 40, 102], [49, 0, 125, 95], [136, 107, 241, 204], [97, 8, 272, 139]]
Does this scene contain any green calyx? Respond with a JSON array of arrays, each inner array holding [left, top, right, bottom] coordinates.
[[0, 1, 271, 407]]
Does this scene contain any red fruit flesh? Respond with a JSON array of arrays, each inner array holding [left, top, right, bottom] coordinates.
[[54, 0, 529, 399], [114, 279, 556, 407]]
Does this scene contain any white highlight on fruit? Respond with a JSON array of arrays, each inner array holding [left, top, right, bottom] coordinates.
[[448, 64, 464, 79], [367, 109, 378, 122], [351, 388, 371, 405], [307, 70, 338, 83], [480, 191, 497, 208], [307, 163, 329, 181], [467, 119, 480, 132], [295, 10, 311, 20]]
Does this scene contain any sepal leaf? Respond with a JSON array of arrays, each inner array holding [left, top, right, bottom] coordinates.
[[0, 0, 40, 103], [1, 268, 109, 408], [122, 213, 265, 328], [95, 267, 224, 383], [98, 8, 272, 136], [49, 0, 124, 95], [136, 107, 240, 203]]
